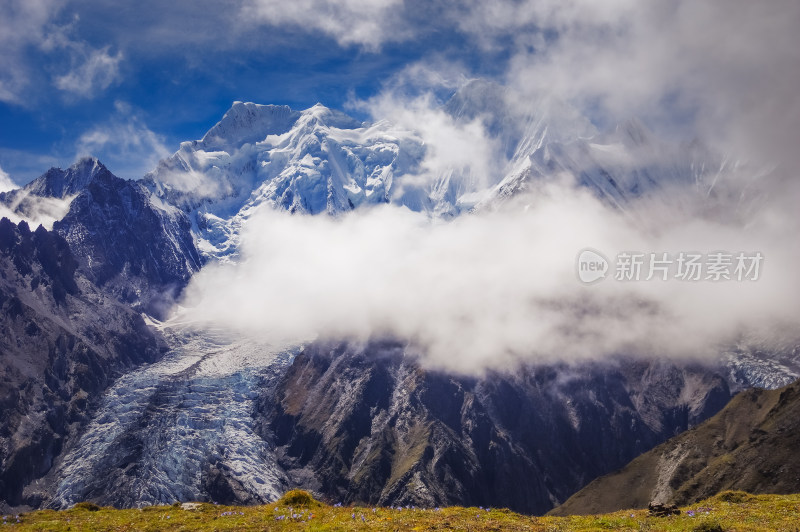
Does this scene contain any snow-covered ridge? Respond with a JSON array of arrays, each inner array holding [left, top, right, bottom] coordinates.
[[144, 102, 429, 259], [142, 81, 753, 261], [2, 81, 756, 262], [143, 84, 601, 259], [200, 102, 301, 153]]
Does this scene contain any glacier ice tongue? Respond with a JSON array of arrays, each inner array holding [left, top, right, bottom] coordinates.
[[48, 324, 301, 508]]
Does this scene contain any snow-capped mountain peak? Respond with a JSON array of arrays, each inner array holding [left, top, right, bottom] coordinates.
[[199, 102, 300, 153], [145, 102, 427, 258], [142, 80, 755, 261]]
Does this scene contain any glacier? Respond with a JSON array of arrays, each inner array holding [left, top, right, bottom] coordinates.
[[47, 322, 301, 508]]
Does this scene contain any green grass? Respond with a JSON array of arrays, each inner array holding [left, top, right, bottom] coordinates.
[[4, 490, 800, 531]]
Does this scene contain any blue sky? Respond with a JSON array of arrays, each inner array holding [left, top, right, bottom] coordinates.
[[1, 1, 798, 186], [0, 0, 513, 183]]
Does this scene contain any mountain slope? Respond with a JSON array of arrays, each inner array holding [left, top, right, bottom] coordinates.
[[550, 378, 800, 516], [0, 218, 163, 512], [256, 339, 732, 514], [18, 336, 737, 514], [0, 90, 793, 515], [53, 158, 202, 316]]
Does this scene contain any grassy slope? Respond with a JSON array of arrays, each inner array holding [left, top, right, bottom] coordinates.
[[4, 491, 800, 531], [550, 380, 800, 517]]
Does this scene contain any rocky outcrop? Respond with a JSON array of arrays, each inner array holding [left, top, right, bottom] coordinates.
[[53, 159, 202, 317], [257, 339, 732, 514], [1, 158, 202, 317]]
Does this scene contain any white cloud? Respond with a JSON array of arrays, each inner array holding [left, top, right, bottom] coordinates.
[[0, 0, 61, 104], [54, 45, 123, 98], [0, 0, 123, 103], [177, 169, 800, 374], [76, 102, 170, 178], [152, 167, 232, 200], [0, 165, 17, 192], [240, 0, 406, 49], [495, 1, 800, 169], [0, 191, 76, 230], [361, 90, 503, 195]]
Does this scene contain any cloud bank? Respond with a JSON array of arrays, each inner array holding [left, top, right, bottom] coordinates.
[[172, 1, 800, 373], [178, 172, 799, 373]]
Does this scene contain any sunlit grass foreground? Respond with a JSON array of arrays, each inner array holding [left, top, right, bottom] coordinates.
[[5, 490, 799, 531]]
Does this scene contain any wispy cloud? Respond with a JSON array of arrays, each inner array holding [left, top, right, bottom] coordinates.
[[76, 101, 169, 178], [41, 13, 124, 99], [0, 0, 60, 104], [53, 45, 122, 98], [240, 0, 406, 50], [0, 165, 17, 192], [0, 0, 123, 104]]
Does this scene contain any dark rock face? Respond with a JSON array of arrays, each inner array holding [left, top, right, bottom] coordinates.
[[551, 377, 800, 515], [257, 339, 732, 514], [0, 157, 107, 225], [52, 160, 202, 317], [0, 157, 202, 317], [0, 218, 163, 511], [14, 157, 102, 199]]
